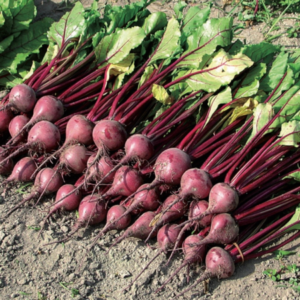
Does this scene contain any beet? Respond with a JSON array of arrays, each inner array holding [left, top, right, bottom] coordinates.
[[174, 247, 235, 298], [156, 235, 206, 293]]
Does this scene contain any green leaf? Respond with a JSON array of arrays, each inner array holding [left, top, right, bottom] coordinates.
[[178, 18, 233, 69], [186, 49, 253, 93], [0, 11, 6, 28], [260, 52, 289, 93], [282, 206, 300, 232], [228, 39, 244, 55], [0, 70, 22, 87], [271, 83, 300, 127], [0, 33, 16, 54], [182, 6, 210, 37], [152, 84, 173, 105], [95, 27, 145, 65], [148, 17, 181, 65], [42, 42, 59, 64], [22, 60, 41, 81], [247, 103, 274, 142], [104, 0, 148, 34], [173, 1, 188, 21], [278, 120, 300, 147], [48, 2, 86, 48], [10, 0, 36, 33], [234, 63, 267, 98], [242, 42, 279, 63], [138, 65, 154, 88], [274, 250, 297, 259], [0, 18, 52, 74], [142, 12, 167, 36], [205, 86, 232, 127], [268, 66, 295, 102]]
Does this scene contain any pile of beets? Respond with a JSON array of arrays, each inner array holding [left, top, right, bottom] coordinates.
[[1, 2, 300, 297]]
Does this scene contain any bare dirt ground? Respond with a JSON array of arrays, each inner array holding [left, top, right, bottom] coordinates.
[[1, 1, 300, 299]]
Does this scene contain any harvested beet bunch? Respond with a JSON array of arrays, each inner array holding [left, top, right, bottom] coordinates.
[[1, 1, 300, 299]]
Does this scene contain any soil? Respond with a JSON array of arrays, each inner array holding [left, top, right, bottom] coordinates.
[[1, 1, 300, 299]]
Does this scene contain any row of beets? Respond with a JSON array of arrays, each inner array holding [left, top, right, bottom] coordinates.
[[0, 82, 299, 298]]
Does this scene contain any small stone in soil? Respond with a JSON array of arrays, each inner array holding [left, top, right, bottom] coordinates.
[[0, 231, 6, 243], [119, 270, 131, 278]]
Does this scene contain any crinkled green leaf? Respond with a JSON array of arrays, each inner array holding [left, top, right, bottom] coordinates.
[[152, 84, 173, 105], [142, 12, 167, 36], [289, 62, 300, 79], [0, 7, 13, 39], [205, 86, 232, 127], [247, 103, 274, 142], [268, 66, 295, 102], [242, 42, 279, 63], [0, 18, 52, 74], [0, 12, 5, 28], [92, 30, 106, 48], [48, 2, 85, 48], [186, 49, 253, 93], [234, 63, 267, 98], [0, 70, 22, 87], [228, 39, 244, 55], [95, 27, 145, 65], [278, 120, 300, 147], [125, 9, 151, 29], [260, 52, 289, 93], [271, 83, 300, 128], [174, 1, 188, 21], [0, 33, 16, 54], [10, 0, 36, 33], [104, 0, 148, 34], [148, 18, 181, 65], [178, 18, 233, 69], [169, 74, 192, 99], [22, 60, 41, 81], [182, 6, 210, 37]]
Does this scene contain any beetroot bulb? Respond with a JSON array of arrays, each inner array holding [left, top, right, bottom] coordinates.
[[2, 167, 63, 219], [92, 133, 155, 189], [178, 182, 239, 229], [3, 157, 37, 186], [144, 194, 188, 243], [0, 120, 61, 167], [52, 154, 117, 207], [121, 147, 192, 205], [95, 165, 144, 201], [0, 147, 13, 175], [167, 200, 212, 264], [31, 114, 94, 178], [188, 213, 239, 248], [0, 84, 36, 113], [101, 183, 160, 231], [87, 119, 128, 173], [7, 95, 64, 146], [78, 204, 132, 271], [44, 194, 107, 246], [153, 168, 212, 233], [0, 106, 13, 133], [123, 224, 184, 291], [156, 234, 206, 293], [108, 211, 159, 252], [8, 115, 30, 144], [173, 247, 235, 298], [38, 184, 82, 237]]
